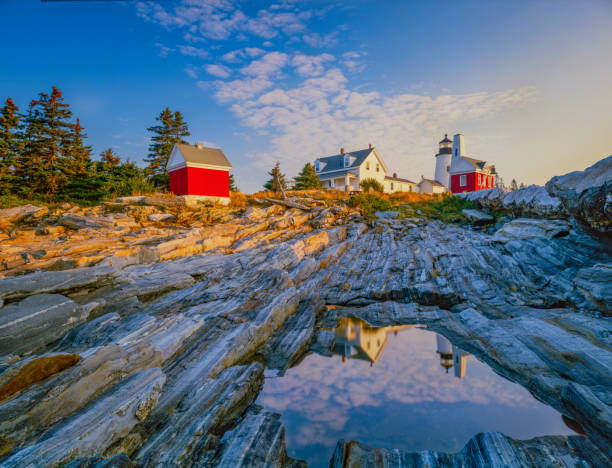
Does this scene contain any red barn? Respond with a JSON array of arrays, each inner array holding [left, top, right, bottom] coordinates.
[[166, 142, 232, 205]]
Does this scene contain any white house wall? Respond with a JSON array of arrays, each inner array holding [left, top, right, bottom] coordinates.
[[358, 152, 387, 188]]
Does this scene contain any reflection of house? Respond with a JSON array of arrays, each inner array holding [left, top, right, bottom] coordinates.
[[436, 334, 470, 378], [332, 317, 412, 364]]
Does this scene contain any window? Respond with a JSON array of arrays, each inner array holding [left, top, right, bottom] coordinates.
[[315, 160, 320, 172], [409, 186, 412, 192], [366, 162, 370, 170], [446, 165, 450, 171], [344, 154, 350, 168], [460, 175, 467, 187], [391, 182, 394, 190], [478, 174, 481, 185], [454, 149, 458, 157], [376, 164, 380, 172]]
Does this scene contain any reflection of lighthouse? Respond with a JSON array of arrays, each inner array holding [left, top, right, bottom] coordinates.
[[436, 334, 470, 378], [452, 345, 469, 379], [436, 335, 453, 373]]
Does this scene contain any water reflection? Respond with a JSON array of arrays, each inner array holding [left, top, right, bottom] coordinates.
[[257, 317, 574, 468]]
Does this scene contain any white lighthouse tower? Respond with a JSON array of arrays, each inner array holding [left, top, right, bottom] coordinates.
[[434, 134, 453, 190]]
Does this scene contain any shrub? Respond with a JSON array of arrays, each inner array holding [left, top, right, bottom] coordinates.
[[360, 178, 384, 193], [349, 193, 392, 216]]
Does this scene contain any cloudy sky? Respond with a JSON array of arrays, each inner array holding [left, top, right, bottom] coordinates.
[[2, 0, 611, 192]]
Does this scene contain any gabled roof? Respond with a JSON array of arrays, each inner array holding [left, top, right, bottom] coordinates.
[[419, 178, 446, 188], [175, 143, 232, 168], [385, 175, 417, 184], [463, 156, 487, 170], [316, 147, 387, 174]]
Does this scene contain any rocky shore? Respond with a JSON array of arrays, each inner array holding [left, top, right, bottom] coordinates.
[[0, 157, 610, 467]]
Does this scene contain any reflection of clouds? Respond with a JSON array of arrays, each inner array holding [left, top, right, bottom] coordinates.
[[262, 328, 542, 415], [257, 325, 573, 466]]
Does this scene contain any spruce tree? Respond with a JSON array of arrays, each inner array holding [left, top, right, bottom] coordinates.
[[263, 162, 287, 192], [0, 97, 21, 195], [145, 108, 190, 187], [62, 118, 92, 181], [294, 162, 321, 190], [229, 172, 237, 192], [510, 179, 518, 191], [15, 101, 46, 196], [23, 87, 74, 196], [100, 148, 121, 169]]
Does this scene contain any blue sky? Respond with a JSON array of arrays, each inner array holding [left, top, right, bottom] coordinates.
[[2, 0, 611, 192]]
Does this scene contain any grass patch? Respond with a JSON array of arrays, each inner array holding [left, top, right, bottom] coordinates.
[[348, 193, 392, 217]]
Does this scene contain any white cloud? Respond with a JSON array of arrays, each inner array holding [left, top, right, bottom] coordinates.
[[303, 31, 338, 48], [241, 51, 289, 78], [154, 42, 175, 58], [184, 65, 199, 79], [292, 53, 334, 77], [208, 77, 274, 102], [221, 47, 266, 63], [136, 1, 314, 42], [342, 51, 365, 72], [178, 45, 208, 59], [205, 63, 232, 78], [226, 67, 536, 183]]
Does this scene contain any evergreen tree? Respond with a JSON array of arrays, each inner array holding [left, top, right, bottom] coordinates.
[[229, 172, 237, 192], [62, 118, 92, 181], [263, 162, 287, 192], [100, 148, 121, 169], [293, 162, 321, 190], [0, 97, 21, 195], [510, 179, 518, 191], [20, 87, 74, 196], [14, 101, 46, 196], [145, 108, 190, 187]]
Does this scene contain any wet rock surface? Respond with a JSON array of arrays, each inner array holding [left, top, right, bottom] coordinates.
[[0, 163, 610, 467]]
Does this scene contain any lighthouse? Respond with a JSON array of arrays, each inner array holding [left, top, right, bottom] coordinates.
[[434, 134, 452, 190]]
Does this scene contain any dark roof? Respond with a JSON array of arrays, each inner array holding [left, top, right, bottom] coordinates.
[[316, 148, 374, 172], [385, 175, 416, 184], [176, 143, 232, 168], [439, 134, 452, 144], [419, 178, 446, 188], [463, 156, 487, 170]]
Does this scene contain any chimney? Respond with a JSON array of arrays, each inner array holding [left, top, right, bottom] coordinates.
[[195, 141, 204, 149], [393, 172, 397, 178], [369, 143, 372, 149], [452, 134, 465, 159], [340, 147, 345, 154]]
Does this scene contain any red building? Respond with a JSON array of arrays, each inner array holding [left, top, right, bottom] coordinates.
[[166, 143, 232, 204], [447, 134, 496, 194]]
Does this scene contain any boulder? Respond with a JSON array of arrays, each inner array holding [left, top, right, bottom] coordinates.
[[461, 185, 566, 218], [0, 205, 48, 231], [546, 155, 612, 235], [462, 208, 494, 225], [492, 218, 571, 243], [0, 294, 90, 356], [59, 214, 114, 230], [147, 213, 176, 222], [374, 210, 399, 219]]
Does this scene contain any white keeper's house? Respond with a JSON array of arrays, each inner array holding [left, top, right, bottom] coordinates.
[[314, 144, 417, 193]]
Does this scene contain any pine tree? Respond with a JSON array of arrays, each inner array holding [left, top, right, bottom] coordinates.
[[14, 101, 46, 196], [510, 179, 518, 192], [62, 118, 92, 181], [0, 97, 21, 195], [294, 162, 321, 190], [229, 172, 237, 192], [145, 108, 190, 186], [100, 148, 121, 169], [263, 162, 287, 192], [21, 87, 74, 196]]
